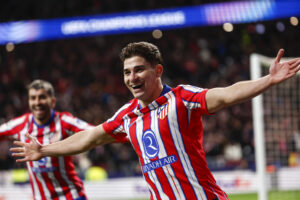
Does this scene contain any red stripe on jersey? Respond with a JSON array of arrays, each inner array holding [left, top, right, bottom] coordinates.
[[175, 92, 226, 199], [38, 127, 59, 199], [143, 113, 174, 199], [41, 172, 58, 200], [63, 156, 86, 198], [128, 116, 160, 200], [158, 109, 198, 199], [28, 168, 36, 198], [51, 156, 70, 198], [28, 161, 47, 200]]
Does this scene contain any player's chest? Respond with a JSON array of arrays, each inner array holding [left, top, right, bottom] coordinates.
[[26, 127, 64, 144], [126, 102, 180, 144]]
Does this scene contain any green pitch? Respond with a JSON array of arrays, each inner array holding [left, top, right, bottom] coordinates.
[[94, 190, 300, 200], [228, 190, 300, 200]]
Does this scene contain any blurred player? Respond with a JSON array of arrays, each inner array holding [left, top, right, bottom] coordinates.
[[1, 79, 93, 200], [11, 42, 300, 200]]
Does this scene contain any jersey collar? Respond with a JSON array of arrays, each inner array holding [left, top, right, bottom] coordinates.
[[134, 84, 172, 115], [32, 110, 55, 128]]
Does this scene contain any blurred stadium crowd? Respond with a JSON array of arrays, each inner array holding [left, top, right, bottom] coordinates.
[[1, 0, 300, 181]]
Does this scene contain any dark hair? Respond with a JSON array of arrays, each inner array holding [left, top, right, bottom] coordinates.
[[120, 41, 163, 66], [27, 79, 55, 97]]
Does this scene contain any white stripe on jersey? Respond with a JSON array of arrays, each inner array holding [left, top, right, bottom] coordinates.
[[179, 84, 204, 93], [135, 115, 168, 200], [166, 92, 207, 200], [151, 109, 185, 199], [27, 162, 41, 199], [31, 125, 56, 200], [58, 156, 79, 199], [0, 115, 26, 132], [123, 114, 157, 199], [44, 121, 66, 200], [182, 99, 201, 109], [33, 161, 52, 199], [112, 124, 124, 135], [55, 117, 80, 200]]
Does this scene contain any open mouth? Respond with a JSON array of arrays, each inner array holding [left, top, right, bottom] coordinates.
[[33, 107, 45, 113], [132, 84, 143, 89]]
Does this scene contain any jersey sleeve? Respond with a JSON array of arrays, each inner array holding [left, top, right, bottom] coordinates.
[[176, 84, 212, 115], [102, 103, 131, 141], [0, 115, 28, 140]]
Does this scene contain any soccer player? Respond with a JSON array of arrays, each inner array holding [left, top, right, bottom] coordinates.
[[1, 79, 94, 200], [11, 42, 300, 200]]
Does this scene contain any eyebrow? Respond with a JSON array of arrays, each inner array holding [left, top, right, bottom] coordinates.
[[123, 65, 145, 72]]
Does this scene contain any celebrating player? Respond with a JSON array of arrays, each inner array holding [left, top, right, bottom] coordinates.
[[1, 80, 94, 200], [11, 42, 300, 200]]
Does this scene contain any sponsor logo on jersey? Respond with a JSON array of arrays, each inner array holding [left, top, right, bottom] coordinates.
[[31, 157, 57, 173], [157, 103, 169, 120], [37, 157, 48, 166], [31, 167, 57, 173], [142, 155, 177, 173], [142, 130, 159, 158]]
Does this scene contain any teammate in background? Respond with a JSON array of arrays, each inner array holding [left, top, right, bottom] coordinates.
[[1, 80, 95, 200], [11, 42, 300, 200]]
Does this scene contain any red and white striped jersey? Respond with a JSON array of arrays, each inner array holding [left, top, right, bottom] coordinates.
[[103, 85, 229, 200], [0, 110, 93, 200]]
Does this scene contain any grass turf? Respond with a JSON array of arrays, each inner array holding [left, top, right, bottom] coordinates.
[[111, 190, 300, 200], [228, 190, 300, 200]]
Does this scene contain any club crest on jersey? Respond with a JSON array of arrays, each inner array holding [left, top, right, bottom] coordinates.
[[142, 130, 159, 158], [157, 103, 169, 120]]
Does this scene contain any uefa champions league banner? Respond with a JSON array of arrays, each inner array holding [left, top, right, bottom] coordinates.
[[0, 0, 300, 44]]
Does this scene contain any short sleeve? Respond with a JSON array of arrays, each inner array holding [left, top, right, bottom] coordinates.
[[176, 84, 211, 115], [102, 103, 131, 141]]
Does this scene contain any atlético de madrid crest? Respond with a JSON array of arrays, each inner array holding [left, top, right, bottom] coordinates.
[[157, 103, 169, 120]]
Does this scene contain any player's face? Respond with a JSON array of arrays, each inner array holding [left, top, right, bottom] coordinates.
[[28, 88, 56, 125], [123, 56, 163, 107]]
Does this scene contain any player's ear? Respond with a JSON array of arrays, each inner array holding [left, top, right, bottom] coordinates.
[[156, 64, 163, 77], [51, 97, 57, 108]]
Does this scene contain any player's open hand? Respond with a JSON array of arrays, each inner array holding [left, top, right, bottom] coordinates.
[[10, 133, 43, 162], [269, 49, 300, 85]]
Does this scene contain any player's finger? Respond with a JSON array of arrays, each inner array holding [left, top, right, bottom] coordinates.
[[26, 133, 34, 141], [10, 147, 25, 153], [275, 49, 284, 64], [13, 141, 26, 147], [287, 57, 300, 65], [290, 64, 300, 74], [16, 158, 29, 163], [287, 59, 300, 72], [11, 152, 25, 157]]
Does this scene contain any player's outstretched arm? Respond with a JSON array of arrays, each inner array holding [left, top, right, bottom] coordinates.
[[206, 49, 300, 113], [10, 124, 115, 162]]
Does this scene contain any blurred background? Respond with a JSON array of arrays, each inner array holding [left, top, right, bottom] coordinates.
[[0, 0, 300, 199]]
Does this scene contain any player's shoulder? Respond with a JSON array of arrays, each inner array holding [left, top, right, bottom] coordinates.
[[58, 111, 80, 121], [106, 99, 138, 123], [120, 98, 138, 112], [57, 111, 73, 117], [176, 84, 206, 93], [0, 113, 30, 130], [10, 113, 31, 123]]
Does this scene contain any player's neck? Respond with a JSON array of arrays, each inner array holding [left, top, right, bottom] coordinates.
[[139, 83, 164, 108]]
